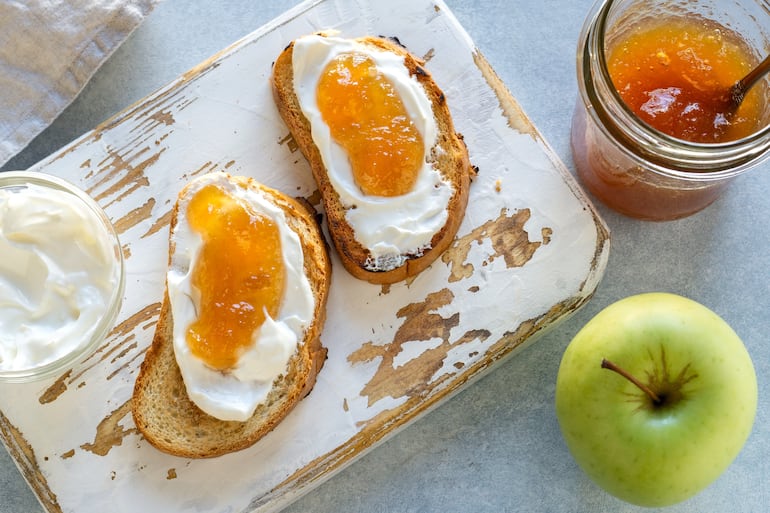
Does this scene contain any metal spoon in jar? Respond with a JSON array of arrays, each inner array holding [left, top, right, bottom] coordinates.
[[729, 53, 770, 108]]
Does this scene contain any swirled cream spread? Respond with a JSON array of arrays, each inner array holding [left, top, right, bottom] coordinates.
[[0, 182, 119, 372], [167, 173, 315, 422], [292, 34, 453, 271]]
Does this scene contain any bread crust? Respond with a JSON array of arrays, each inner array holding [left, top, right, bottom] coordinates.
[[271, 35, 474, 284], [131, 174, 330, 459]]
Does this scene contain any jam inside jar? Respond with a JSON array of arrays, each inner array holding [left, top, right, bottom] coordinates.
[[607, 16, 764, 143], [572, 0, 770, 221]]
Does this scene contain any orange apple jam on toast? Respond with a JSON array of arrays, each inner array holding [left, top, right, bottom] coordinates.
[[607, 17, 763, 143], [185, 184, 285, 370], [316, 52, 424, 197]]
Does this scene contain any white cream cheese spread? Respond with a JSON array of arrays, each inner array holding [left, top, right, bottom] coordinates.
[[0, 181, 121, 373], [167, 173, 315, 422], [292, 34, 453, 271]]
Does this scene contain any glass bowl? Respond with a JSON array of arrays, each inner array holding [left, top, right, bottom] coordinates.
[[0, 171, 125, 383]]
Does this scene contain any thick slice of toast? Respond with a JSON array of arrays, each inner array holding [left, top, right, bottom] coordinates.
[[271, 34, 474, 284], [131, 174, 330, 459]]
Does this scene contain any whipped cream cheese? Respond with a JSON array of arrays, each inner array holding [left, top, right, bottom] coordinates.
[[0, 180, 121, 374], [292, 34, 453, 271], [167, 173, 315, 422]]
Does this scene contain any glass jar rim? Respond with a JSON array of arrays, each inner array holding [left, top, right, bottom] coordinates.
[[580, 0, 770, 180]]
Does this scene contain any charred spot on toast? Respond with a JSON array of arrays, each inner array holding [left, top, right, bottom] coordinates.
[[292, 195, 319, 218], [379, 35, 406, 49]]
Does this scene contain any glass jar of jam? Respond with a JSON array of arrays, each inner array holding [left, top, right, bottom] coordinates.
[[572, 0, 770, 220]]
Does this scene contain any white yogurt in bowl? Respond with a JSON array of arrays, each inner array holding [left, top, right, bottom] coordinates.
[[0, 171, 125, 382]]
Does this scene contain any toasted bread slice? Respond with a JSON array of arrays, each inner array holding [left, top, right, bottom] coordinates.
[[271, 34, 474, 284], [132, 173, 330, 459]]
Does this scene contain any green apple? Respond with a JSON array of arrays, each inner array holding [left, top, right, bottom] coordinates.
[[555, 292, 757, 507]]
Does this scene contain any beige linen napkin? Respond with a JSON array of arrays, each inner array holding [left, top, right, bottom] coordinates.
[[0, 0, 160, 167]]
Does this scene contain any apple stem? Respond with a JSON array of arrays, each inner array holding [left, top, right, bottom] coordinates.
[[601, 358, 662, 405]]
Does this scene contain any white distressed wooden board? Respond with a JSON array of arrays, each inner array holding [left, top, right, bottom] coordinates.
[[0, 0, 610, 512]]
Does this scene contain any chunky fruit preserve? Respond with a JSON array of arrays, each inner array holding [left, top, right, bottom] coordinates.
[[186, 184, 285, 370], [317, 52, 424, 197], [607, 16, 763, 143]]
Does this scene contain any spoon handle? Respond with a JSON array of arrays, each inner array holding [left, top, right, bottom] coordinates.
[[732, 54, 770, 105]]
